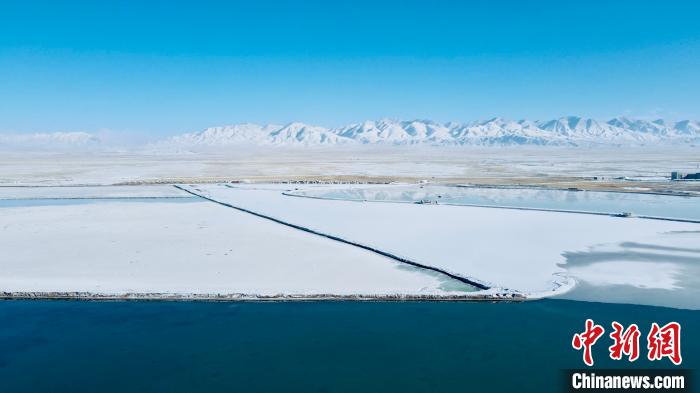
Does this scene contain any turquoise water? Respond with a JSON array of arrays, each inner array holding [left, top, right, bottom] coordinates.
[[0, 300, 697, 392], [296, 185, 700, 221]]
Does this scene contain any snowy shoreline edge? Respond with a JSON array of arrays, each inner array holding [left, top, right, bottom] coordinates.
[[0, 292, 526, 302]]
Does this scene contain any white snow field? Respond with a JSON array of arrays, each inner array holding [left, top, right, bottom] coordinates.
[[180, 184, 700, 305], [0, 196, 473, 297]]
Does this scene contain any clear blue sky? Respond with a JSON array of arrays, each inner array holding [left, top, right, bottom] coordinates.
[[1, 0, 699, 135]]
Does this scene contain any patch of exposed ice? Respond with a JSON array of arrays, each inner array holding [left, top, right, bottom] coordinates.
[[0, 185, 190, 199], [566, 261, 681, 290]]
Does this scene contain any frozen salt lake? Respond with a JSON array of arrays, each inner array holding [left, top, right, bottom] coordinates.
[[1, 189, 471, 297], [0, 184, 191, 199], [2, 183, 699, 309], [182, 183, 700, 309], [291, 184, 700, 221]]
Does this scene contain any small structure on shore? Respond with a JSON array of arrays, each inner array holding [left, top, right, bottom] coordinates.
[[672, 171, 700, 180]]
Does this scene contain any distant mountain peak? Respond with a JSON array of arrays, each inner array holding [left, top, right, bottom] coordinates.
[[5, 117, 700, 152], [153, 117, 700, 149]]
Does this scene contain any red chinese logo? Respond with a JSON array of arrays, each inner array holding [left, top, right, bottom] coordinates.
[[609, 322, 640, 362], [572, 319, 605, 366], [572, 320, 682, 366], [647, 322, 682, 365]]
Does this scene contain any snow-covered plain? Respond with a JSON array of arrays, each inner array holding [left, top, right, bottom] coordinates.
[[1, 195, 472, 297], [181, 184, 700, 308], [2, 149, 699, 190]]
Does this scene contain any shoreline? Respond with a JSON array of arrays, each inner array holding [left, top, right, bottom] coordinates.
[[0, 291, 526, 302], [2, 176, 699, 197]]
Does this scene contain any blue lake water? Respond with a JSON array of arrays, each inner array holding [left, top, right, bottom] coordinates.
[[0, 300, 697, 393], [295, 185, 700, 221]]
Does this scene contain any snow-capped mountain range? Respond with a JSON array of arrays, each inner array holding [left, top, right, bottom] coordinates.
[[2, 117, 699, 151], [159, 117, 700, 148]]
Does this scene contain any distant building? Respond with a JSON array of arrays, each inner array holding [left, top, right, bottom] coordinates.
[[672, 171, 700, 180]]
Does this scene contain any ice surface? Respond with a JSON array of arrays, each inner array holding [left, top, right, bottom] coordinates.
[[183, 184, 700, 302], [0, 185, 190, 199], [1, 198, 470, 296], [291, 184, 700, 221], [556, 233, 700, 309]]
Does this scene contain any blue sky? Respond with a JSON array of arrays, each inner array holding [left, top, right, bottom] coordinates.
[[1, 0, 699, 135]]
